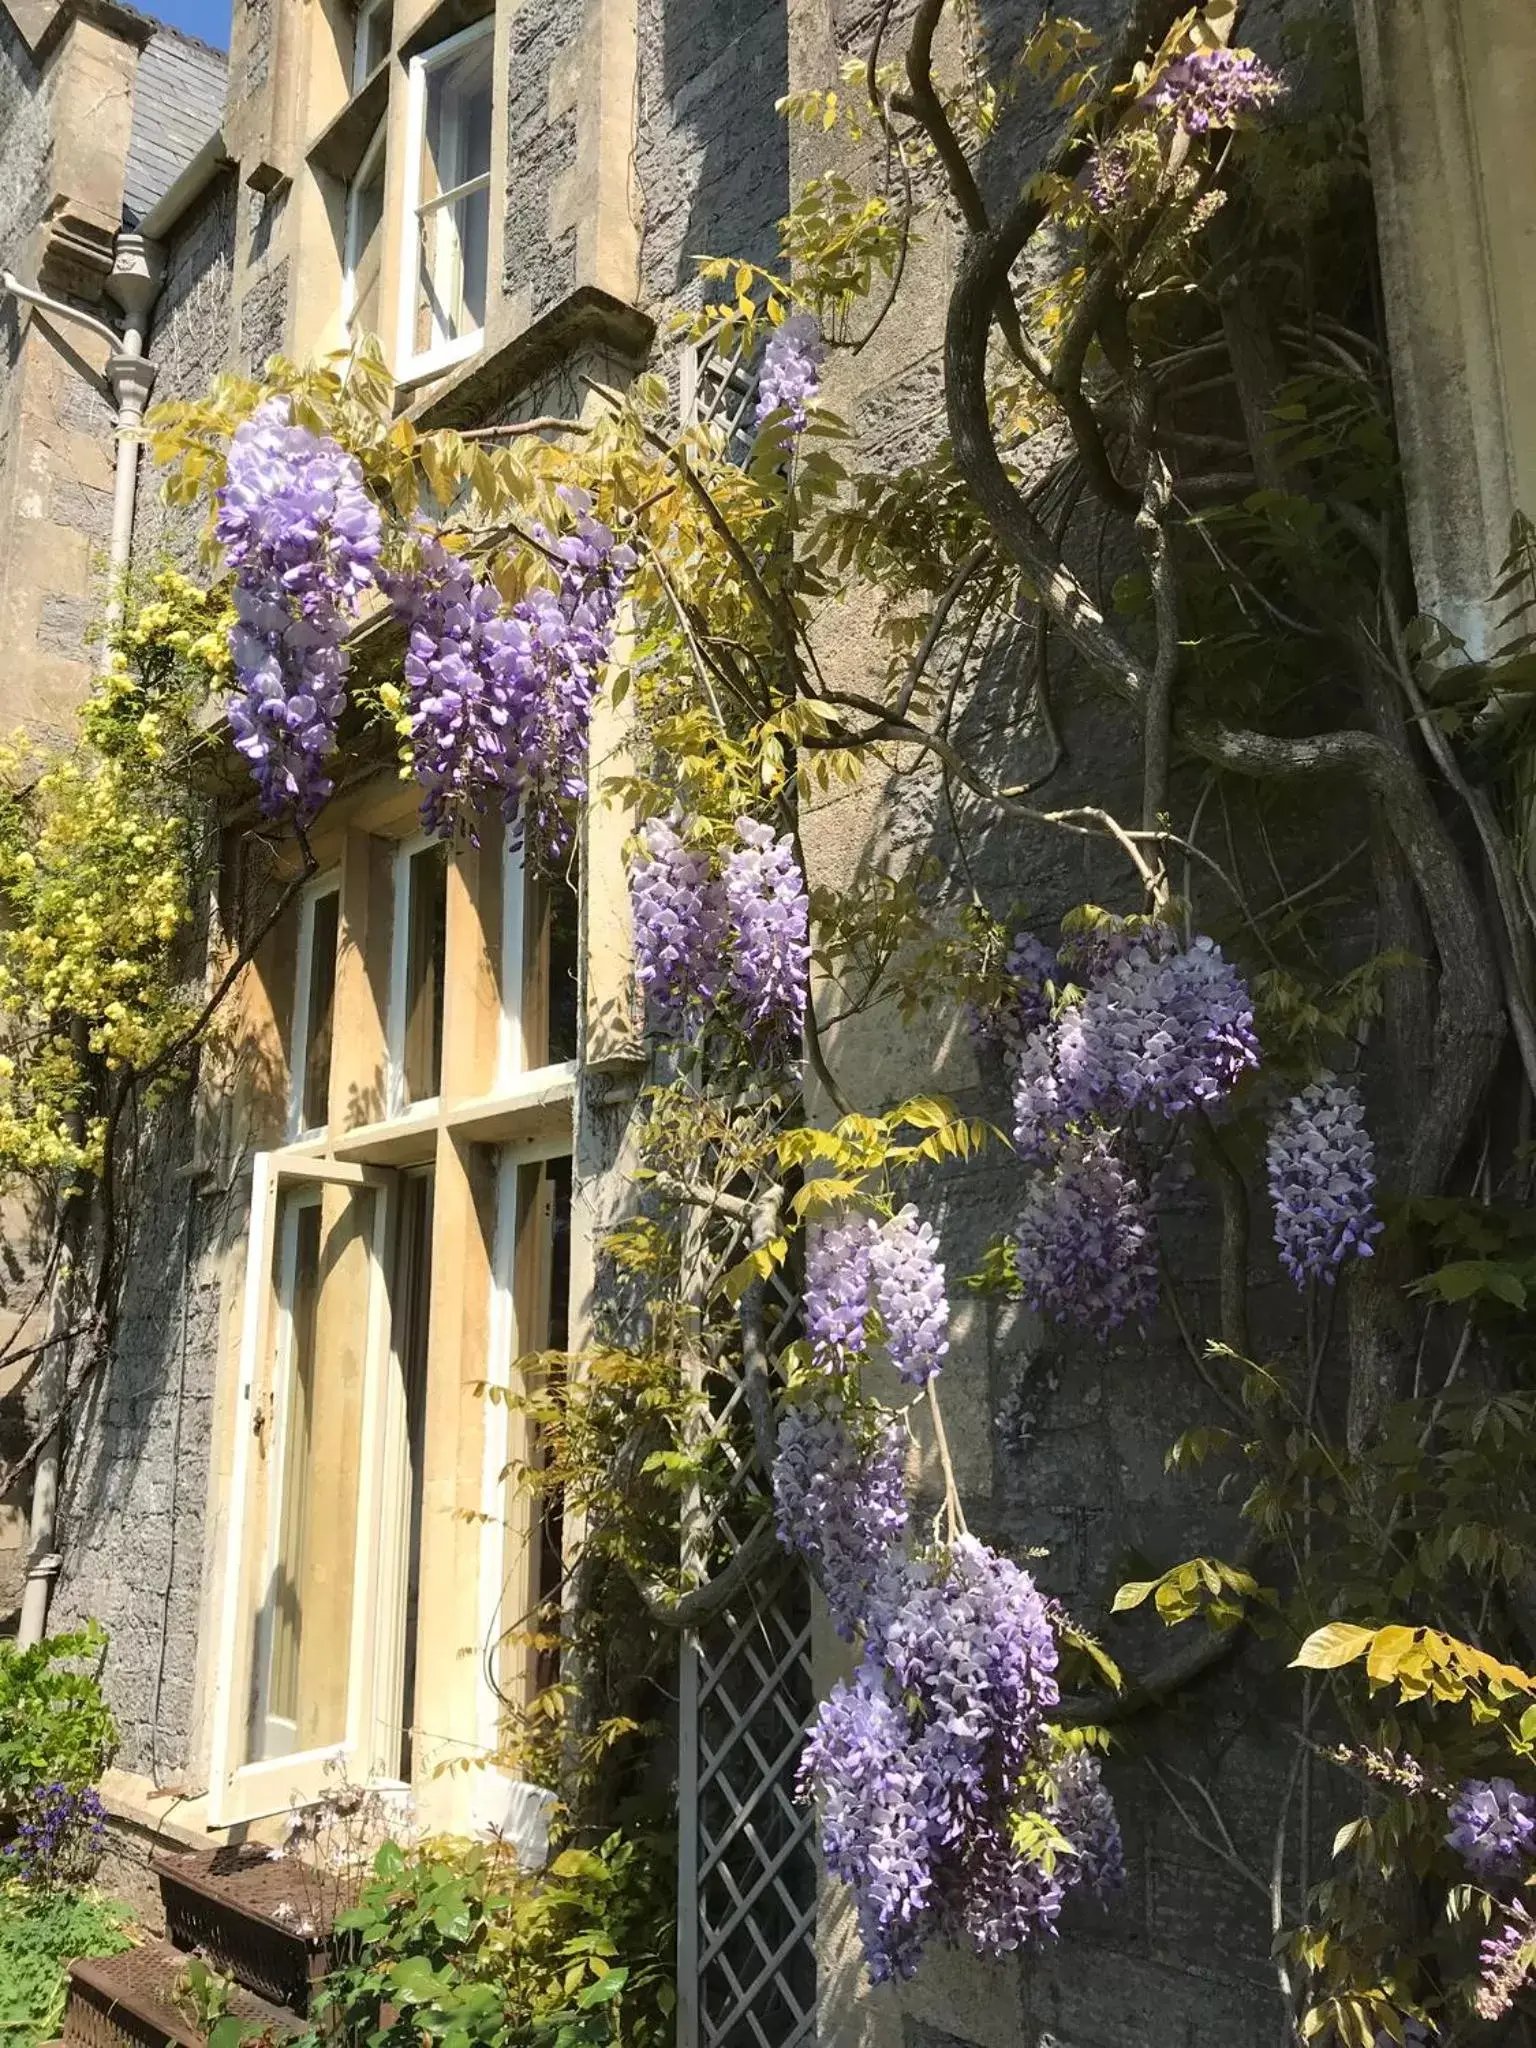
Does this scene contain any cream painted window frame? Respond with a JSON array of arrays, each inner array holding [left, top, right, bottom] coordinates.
[[287, 870, 341, 1141], [208, 1153, 396, 1827], [396, 17, 493, 385], [498, 835, 577, 1092]]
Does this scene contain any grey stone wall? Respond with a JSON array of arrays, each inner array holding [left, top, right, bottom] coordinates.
[[132, 168, 237, 570], [636, 0, 789, 310], [49, 1090, 234, 1784], [502, 3, 581, 321], [0, 13, 53, 571]]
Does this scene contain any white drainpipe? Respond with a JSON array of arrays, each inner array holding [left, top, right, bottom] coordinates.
[[3, 233, 165, 1647]]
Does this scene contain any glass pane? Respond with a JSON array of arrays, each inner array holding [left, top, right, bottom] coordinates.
[[393, 1172, 433, 1779], [254, 1197, 322, 1760], [423, 34, 491, 196], [345, 144, 387, 342], [414, 31, 491, 354], [415, 182, 488, 356], [355, 0, 391, 83], [520, 871, 578, 1071], [402, 843, 447, 1104], [505, 1156, 571, 1705], [300, 890, 338, 1130]]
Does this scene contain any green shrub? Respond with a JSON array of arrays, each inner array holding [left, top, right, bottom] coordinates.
[[0, 1622, 119, 1808], [316, 1831, 675, 2048], [0, 1886, 132, 2048]]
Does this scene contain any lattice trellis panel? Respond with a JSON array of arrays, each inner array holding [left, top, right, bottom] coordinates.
[[677, 1215, 817, 2048], [680, 338, 761, 466]]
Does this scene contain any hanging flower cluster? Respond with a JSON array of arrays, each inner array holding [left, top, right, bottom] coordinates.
[[772, 1398, 908, 1639], [1446, 1777, 1536, 1887], [1003, 923, 1258, 1337], [1476, 1908, 1536, 2022], [628, 815, 809, 1053], [805, 1204, 949, 1385], [967, 931, 1058, 1067], [756, 313, 825, 435], [1014, 1130, 1158, 1335], [391, 495, 633, 863], [1145, 45, 1286, 133], [1266, 1077, 1382, 1287], [799, 1537, 1119, 1980], [215, 399, 382, 820]]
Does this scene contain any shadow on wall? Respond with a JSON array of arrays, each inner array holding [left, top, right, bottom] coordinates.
[[641, 0, 789, 303]]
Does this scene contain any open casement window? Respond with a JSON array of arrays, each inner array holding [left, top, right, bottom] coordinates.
[[342, 123, 387, 345], [399, 18, 492, 380], [499, 839, 578, 1085], [352, 0, 392, 89], [388, 834, 448, 1115], [209, 1155, 398, 1824], [288, 876, 340, 1139], [484, 1146, 571, 1725]]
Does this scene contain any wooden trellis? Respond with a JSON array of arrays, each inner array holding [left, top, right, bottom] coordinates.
[[675, 1200, 817, 2048]]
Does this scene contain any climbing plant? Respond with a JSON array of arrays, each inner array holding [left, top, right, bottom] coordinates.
[[10, 0, 1536, 2039]]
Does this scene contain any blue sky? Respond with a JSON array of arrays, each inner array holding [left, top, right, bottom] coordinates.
[[146, 0, 230, 49]]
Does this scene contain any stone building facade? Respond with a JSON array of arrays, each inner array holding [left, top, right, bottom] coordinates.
[[0, 1, 1533, 2045]]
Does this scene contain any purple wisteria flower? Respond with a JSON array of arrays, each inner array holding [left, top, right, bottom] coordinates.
[[969, 931, 1058, 1067], [756, 313, 825, 435], [806, 1211, 878, 1365], [1014, 1131, 1158, 1339], [800, 1535, 1076, 1980], [723, 817, 811, 1048], [1476, 1909, 1535, 2022], [1049, 1751, 1125, 1904], [798, 1666, 936, 1981], [1447, 1777, 1536, 1887], [629, 818, 728, 1030], [4, 1781, 108, 1887], [1266, 1077, 1383, 1287], [216, 399, 382, 820], [1077, 933, 1260, 1119], [1145, 45, 1286, 134], [773, 1398, 908, 1638], [391, 494, 632, 862], [868, 1205, 949, 1386]]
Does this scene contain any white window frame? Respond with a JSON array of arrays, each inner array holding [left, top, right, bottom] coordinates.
[[352, 0, 392, 90], [396, 17, 494, 384], [287, 872, 341, 1141], [387, 830, 447, 1118], [341, 121, 387, 341]]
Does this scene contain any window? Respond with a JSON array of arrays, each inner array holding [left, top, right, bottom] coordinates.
[[342, 124, 387, 343], [492, 1149, 570, 1711], [500, 840, 578, 1083], [389, 837, 448, 1111], [289, 879, 340, 1137], [251, 1188, 323, 1762], [352, 0, 392, 88], [389, 1169, 434, 1780], [400, 20, 493, 378]]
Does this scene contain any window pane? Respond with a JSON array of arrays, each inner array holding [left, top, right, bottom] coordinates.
[[423, 34, 491, 195], [355, 0, 391, 82], [415, 183, 488, 355], [393, 1172, 433, 1779], [301, 890, 339, 1130], [345, 143, 387, 342], [402, 842, 447, 1104], [520, 871, 578, 1071], [254, 1196, 322, 1760], [507, 1156, 571, 1705], [414, 31, 491, 354]]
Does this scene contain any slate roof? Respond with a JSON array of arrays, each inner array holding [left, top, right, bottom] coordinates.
[[121, 20, 227, 227]]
